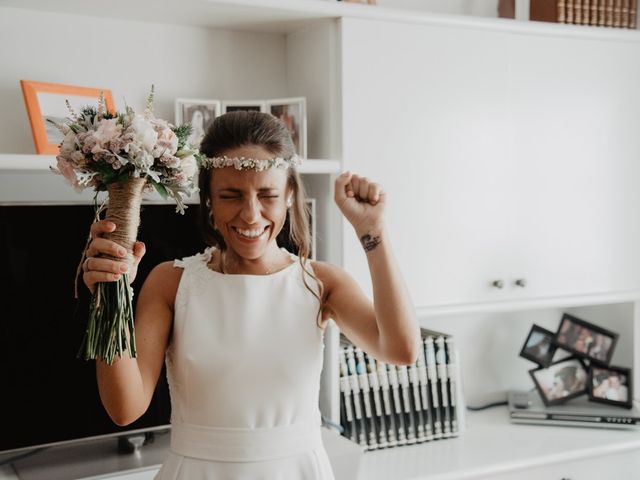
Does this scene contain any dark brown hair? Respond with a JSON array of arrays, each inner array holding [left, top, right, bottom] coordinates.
[[197, 111, 325, 326]]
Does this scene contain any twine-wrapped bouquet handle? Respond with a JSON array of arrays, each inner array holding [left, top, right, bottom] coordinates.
[[79, 178, 147, 364]]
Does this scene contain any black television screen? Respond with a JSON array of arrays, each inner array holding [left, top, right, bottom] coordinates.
[[0, 202, 206, 454]]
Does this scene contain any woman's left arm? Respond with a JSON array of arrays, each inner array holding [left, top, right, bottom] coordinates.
[[317, 171, 421, 365]]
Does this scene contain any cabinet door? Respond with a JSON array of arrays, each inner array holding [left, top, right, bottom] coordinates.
[[341, 18, 516, 307], [342, 18, 640, 308], [506, 33, 640, 300]]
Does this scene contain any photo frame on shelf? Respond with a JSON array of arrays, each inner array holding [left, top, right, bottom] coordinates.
[[20, 80, 115, 155], [555, 313, 618, 366], [266, 97, 307, 159], [221, 100, 266, 114], [589, 365, 633, 409], [529, 357, 588, 406], [174, 98, 221, 148], [519, 324, 557, 367]]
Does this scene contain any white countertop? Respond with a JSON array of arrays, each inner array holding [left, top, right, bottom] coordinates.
[[3, 408, 639, 480], [357, 406, 640, 480]]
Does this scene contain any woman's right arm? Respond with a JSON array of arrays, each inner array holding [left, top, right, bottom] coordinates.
[[83, 220, 181, 426]]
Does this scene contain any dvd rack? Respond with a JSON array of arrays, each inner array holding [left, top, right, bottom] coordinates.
[[338, 328, 463, 450]]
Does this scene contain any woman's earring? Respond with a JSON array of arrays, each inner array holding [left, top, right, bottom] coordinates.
[[205, 198, 211, 208], [286, 196, 293, 208]]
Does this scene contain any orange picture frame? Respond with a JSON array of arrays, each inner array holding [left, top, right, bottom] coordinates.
[[20, 80, 115, 155]]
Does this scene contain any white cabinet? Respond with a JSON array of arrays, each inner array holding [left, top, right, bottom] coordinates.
[[506, 33, 640, 301], [341, 17, 640, 309], [341, 17, 515, 308]]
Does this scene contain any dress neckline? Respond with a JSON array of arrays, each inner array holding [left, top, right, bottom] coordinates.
[[200, 246, 298, 278]]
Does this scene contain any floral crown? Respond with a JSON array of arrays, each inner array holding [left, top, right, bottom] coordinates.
[[200, 154, 302, 172]]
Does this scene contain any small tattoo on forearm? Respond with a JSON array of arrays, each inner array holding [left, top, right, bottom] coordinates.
[[360, 233, 381, 252]]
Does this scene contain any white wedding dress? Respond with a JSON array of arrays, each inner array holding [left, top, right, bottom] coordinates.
[[153, 247, 335, 480]]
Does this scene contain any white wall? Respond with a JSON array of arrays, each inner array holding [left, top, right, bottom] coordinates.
[[423, 303, 635, 406], [0, 7, 288, 153]]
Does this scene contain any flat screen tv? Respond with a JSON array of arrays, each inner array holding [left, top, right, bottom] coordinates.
[[0, 197, 313, 457], [0, 202, 206, 455]]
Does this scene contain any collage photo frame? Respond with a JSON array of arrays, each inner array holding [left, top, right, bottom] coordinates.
[[519, 314, 632, 408]]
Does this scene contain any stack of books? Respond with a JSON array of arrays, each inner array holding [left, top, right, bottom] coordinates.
[[338, 328, 463, 450], [529, 0, 638, 28]]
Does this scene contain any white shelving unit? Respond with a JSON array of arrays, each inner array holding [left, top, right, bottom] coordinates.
[[0, 154, 340, 175], [0, 0, 638, 35], [2, 1, 640, 478]]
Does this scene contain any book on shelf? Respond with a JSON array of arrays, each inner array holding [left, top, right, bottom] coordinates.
[[527, 0, 561, 22], [521, 0, 638, 27], [599, 0, 608, 25], [622, 0, 630, 27], [606, 0, 615, 26], [338, 328, 463, 451], [590, 0, 599, 26]]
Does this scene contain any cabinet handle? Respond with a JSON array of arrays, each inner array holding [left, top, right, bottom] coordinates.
[[515, 278, 527, 288], [492, 280, 504, 289]]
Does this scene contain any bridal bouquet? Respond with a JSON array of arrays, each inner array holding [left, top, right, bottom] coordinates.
[[52, 87, 202, 364]]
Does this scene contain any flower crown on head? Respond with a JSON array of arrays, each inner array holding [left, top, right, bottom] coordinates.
[[200, 154, 302, 172]]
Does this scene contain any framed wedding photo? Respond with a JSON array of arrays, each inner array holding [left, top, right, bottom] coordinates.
[[519, 324, 557, 367], [266, 97, 307, 159], [175, 98, 221, 148], [589, 365, 633, 409], [529, 357, 588, 406], [20, 80, 115, 155], [555, 313, 618, 365], [221, 100, 266, 114]]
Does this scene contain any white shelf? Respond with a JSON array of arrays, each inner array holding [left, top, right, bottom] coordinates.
[[0, 154, 340, 175], [1, 0, 639, 39], [0, 154, 339, 205], [357, 406, 640, 480]]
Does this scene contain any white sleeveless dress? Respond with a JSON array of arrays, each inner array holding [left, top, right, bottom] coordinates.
[[153, 247, 336, 480]]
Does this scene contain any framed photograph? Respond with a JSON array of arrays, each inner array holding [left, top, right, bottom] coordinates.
[[174, 98, 221, 148], [221, 100, 266, 114], [589, 365, 633, 409], [550, 347, 573, 364], [529, 357, 588, 406], [266, 97, 307, 159], [555, 313, 618, 365], [519, 324, 557, 367], [20, 80, 115, 155], [276, 198, 316, 260]]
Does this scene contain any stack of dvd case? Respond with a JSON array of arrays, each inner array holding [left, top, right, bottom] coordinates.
[[338, 328, 463, 450]]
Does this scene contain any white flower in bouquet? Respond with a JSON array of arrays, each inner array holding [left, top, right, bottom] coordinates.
[[50, 86, 204, 364], [128, 114, 158, 151], [180, 154, 198, 180]]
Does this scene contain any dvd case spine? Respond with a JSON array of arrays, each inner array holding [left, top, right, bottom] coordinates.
[[338, 328, 463, 450]]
